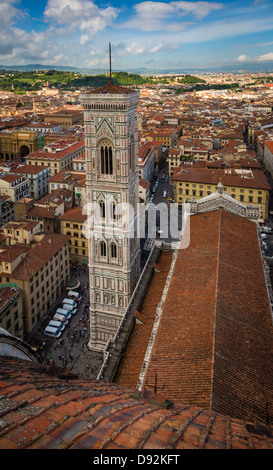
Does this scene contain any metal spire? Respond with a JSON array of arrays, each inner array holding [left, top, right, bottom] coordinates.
[[109, 42, 112, 83]]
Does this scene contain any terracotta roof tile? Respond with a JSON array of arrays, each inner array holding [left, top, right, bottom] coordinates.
[[0, 357, 272, 449], [141, 210, 273, 424]]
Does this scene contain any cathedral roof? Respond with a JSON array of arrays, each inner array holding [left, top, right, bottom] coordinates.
[[114, 209, 273, 425]]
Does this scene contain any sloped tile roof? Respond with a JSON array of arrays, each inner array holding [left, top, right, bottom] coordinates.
[[0, 357, 272, 449], [142, 210, 273, 424]]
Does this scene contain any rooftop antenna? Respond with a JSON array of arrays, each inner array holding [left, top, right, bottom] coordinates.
[[109, 42, 112, 83]]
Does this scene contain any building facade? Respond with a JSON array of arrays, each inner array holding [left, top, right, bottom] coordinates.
[[81, 81, 140, 352], [172, 167, 270, 220], [0, 174, 29, 202], [0, 232, 70, 335], [0, 284, 24, 339], [10, 164, 50, 199], [59, 206, 88, 265]]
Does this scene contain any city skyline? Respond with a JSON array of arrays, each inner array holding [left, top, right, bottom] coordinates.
[[1, 0, 273, 72]]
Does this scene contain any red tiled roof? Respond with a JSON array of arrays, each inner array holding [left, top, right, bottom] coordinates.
[[142, 210, 273, 424], [58, 206, 87, 223], [87, 80, 133, 95], [172, 167, 270, 190], [10, 165, 48, 175], [10, 233, 70, 280], [265, 141, 273, 153], [0, 356, 272, 449], [139, 178, 150, 190]]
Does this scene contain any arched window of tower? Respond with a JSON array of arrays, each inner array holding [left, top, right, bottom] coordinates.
[[100, 140, 113, 175]]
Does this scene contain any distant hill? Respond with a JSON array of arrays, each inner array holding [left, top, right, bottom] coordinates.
[[0, 62, 272, 76]]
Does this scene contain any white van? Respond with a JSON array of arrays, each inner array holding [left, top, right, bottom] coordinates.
[[67, 290, 81, 301], [163, 190, 167, 198], [44, 325, 61, 338], [63, 304, 77, 315], [56, 308, 72, 320], [48, 319, 65, 331], [261, 226, 272, 234], [62, 298, 77, 308], [54, 313, 69, 324]]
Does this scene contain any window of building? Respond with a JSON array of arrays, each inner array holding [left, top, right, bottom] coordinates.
[[100, 141, 113, 175], [100, 241, 106, 257], [99, 200, 105, 219], [110, 242, 117, 259]]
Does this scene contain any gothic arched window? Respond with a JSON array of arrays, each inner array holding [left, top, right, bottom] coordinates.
[[99, 200, 105, 219], [110, 242, 117, 259], [100, 241, 106, 257], [100, 140, 113, 175], [110, 201, 116, 221], [129, 134, 135, 171]]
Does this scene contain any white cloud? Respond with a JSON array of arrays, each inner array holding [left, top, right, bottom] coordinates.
[[120, 1, 223, 31], [258, 51, 273, 61], [80, 34, 89, 45], [236, 54, 249, 62], [44, 0, 119, 36]]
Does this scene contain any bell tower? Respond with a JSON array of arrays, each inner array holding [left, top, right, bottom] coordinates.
[[80, 48, 140, 352]]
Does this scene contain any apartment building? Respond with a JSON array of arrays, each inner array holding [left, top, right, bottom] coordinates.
[[0, 284, 24, 339], [14, 188, 73, 232], [0, 232, 71, 334], [74, 177, 87, 208], [153, 127, 177, 148], [0, 195, 14, 224], [149, 140, 165, 171], [25, 140, 85, 175], [24, 123, 62, 134], [168, 148, 181, 175], [139, 178, 151, 203], [177, 138, 209, 161], [264, 141, 273, 178], [172, 166, 270, 220], [72, 154, 86, 172], [10, 164, 50, 199], [138, 144, 155, 182], [58, 206, 88, 265], [0, 174, 29, 202], [3, 220, 41, 245], [48, 170, 85, 195], [44, 110, 83, 130]]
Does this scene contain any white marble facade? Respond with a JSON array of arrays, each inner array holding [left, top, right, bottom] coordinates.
[[81, 83, 140, 351]]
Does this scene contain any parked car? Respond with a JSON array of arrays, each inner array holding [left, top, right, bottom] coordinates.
[[62, 298, 77, 308], [63, 304, 78, 315], [53, 313, 69, 325], [44, 325, 61, 338], [261, 226, 272, 234], [67, 290, 82, 301], [48, 320, 65, 331], [56, 308, 72, 320]]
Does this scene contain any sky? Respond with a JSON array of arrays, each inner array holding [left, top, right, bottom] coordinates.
[[1, 0, 273, 71]]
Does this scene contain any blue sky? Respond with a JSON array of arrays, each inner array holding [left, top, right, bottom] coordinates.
[[1, 0, 273, 70]]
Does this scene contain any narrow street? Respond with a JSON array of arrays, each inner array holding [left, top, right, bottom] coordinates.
[[30, 264, 103, 378]]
